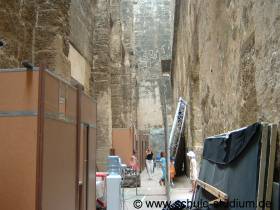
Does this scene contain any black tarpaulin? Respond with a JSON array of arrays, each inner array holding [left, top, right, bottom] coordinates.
[[272, 182, 279, 210], [194, 122, 262, 210]]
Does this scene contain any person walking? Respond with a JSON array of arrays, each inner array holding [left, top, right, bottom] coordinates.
[[187, 151, 198, 192], [170, 157, 176, 187], [145, 146, 154, 180], [159, 151, 166, 186]]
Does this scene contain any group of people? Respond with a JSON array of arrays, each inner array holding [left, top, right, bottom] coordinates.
[[128, 145, 198, 192], [145, 146, 176, 187]]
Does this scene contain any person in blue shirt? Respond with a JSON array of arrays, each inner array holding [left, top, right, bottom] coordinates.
[[159, 151, 166, 186]]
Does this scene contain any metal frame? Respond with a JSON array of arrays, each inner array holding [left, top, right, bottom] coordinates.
[[168, 97, 187, 156], [45, 112, 77, 124], [0, 111, 37, 117], [0, 67, 39, 72], [83, 124, 90, 210], [257, 123, 269, 210], [75, 86, 82, 210], [36, 65, 46, 210], [166, 97, 187, 201]]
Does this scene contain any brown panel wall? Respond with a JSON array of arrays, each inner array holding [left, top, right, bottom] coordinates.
[[81, 93, 96, 124], [66, 86, 78, 119], [42, 119, 76, 210], [44, 73, 59, 113], [42, 71, 78, 210], [0, 117, 37, 210], [112, 128, 134, 165], [0, 69, 96, 210], [0, 71, 39, 111]]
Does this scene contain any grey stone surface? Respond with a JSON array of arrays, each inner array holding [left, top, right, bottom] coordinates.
[[70, 0, 96, 63], [133, 0, 175, 141], [172, 0, 280, 163], [92, 0, 137, 170]]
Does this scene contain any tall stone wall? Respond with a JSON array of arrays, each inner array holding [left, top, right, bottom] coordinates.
[[69, 0, 96, 93], [172, 0, 280, 159], [92, 0, 113, 171], [70, 0, 95, 64], [111, 0, 136, 129], [0, 0, 71, 77], [133, 0, 174, 142], [92, 0, 136, 170]]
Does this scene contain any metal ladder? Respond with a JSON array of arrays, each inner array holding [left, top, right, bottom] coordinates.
[[165, 97, 187, 202], [169, 97, 187, 158]]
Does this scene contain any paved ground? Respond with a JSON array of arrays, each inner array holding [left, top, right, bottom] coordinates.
[[122, 168, 193, 210]]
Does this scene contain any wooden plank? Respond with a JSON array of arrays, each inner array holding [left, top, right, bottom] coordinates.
[[257, 123, 269, 210], [265, 124, 278, 210], [276, 123, 280, 181], [196, 179, 228, 202]]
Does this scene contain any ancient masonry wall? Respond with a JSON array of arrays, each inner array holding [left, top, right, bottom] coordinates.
[[172, 0, 280, 160], [69, 0, 96, 93], [0, 0, 71, 77], [111, 0, 137, 129], [92, 0, 136, 170], [92, 0, 113, 171], [133, 0, 174, 154]]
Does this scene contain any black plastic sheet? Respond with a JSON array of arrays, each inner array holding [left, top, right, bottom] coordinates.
[[194, 123, 262, 210]]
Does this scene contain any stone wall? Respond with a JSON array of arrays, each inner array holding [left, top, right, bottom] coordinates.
[[0, 0, 71, 77], [92, 0, 136, 170], [69, 0, 96, 93], [172, 0, 280, 160], [133, 0, 175, 144], [92, 0, 113, 171], [111, 0, 136, 129]]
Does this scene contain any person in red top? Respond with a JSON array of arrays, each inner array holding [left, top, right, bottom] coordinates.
[[129, 150, 139, 172]]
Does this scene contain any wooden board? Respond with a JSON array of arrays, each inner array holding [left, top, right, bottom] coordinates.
[[265, 124, 278, 210], [42, 119, 77, 210], [196, 179, 228, 202], [81, 93, 96, 125], [112, 128, 134, 165], [257, 123, 269, 210], [44, 73, 59, 113], [0, 71, 39, 111], [0, 117, 38, 210], [65, 85, 77, 119]]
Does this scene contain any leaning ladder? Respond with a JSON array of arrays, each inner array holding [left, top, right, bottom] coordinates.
[[169, 97, 187, 158]]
